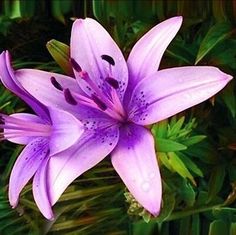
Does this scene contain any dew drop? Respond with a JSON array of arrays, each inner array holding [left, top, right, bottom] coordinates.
[[149, 172, 155, 179], [141, 181, 150, 192]]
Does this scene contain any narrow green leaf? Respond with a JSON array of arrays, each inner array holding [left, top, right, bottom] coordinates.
[[207, 165, 226, 203], [178, 153, 203, 177], [168, 116, 185, 137], [221, 84, 236, 118], [191, 214, 200, 235], [208, 220, 229, 235], [181, 135, 206, 146], [230, 223, 236, 235], [156, 138, 187, 152], [152, 119, 168, 138], [158, 152, 173, 171], [195, 22, 233, 64], [168, 152, 196, 185]]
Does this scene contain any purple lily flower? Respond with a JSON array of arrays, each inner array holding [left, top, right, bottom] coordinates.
[[2, 16, 232, 217], [0, 51, 84, 219]]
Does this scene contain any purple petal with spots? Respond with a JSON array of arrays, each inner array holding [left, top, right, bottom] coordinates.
[[47, 124, 119, 205], [33, 155, 54, 220], [48, 107, 84, 156], [111, 124, 162, 216], [0, 51, 49, 121], [15, 69, 80, 116], [71, 18, 128, 101], [8, 137, 49, 208], [128, 66, 232, 125], [4, 113, 45, 145]]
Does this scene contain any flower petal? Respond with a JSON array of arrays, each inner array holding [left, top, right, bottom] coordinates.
[[8, 138, 49, 208], [47, 124, 119, 205], [128, 66, 232, 125], [16, 68, 80, 115], [3, 113, 45, 145], [16, 67, 117, 122], [127, 16, 182, 86], [33, 156, 54, 220], [0, 51, 49, 120], [71, 18, 128, 101], [111, 124, 162, 216], [48, 108, 84, 156]]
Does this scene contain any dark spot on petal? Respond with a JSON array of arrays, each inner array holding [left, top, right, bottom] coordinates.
[[101, 54, 115, 66], [64, 88, 78, 105]]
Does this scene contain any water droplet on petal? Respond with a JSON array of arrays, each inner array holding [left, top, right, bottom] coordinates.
[[142, 181, 150, 192], [149, 172, 155, 180]]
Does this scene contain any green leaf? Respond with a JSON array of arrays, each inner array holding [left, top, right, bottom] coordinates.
[[156, 138, 187, 152], [191, 214, 200, 235], [152, 119, 168, 138], [159, 152, 174, 171], [195, 22, 233, 64], [168, 116, 185, 138], [221, 84, 236, 118], [168, 152, 196, 185], [208, 220, 229, 235], [207, 165, 226, 203], [181, 135, 206, 146], [178, 153, 203, 177], [230, 223, 236, 235], [46, 39, 73, 75]]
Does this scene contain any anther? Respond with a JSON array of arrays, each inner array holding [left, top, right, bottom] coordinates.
[[70, 58, 82, 72], [64, 88, 78, 105], [101, 55, 115, 66], [106, 77, 119, 89], [91, 95, 107, 111], [50, 76, 63, 91]]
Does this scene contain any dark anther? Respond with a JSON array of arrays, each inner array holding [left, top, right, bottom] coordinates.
[[70, 58, 82, 72], [50, 76, 63, 91], [64, 88, 77, 105], [106, 77, 119, 89], [101, 55, 115, 66], [91, 95, 107, 111]]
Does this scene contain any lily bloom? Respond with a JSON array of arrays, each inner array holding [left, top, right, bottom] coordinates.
[[0, 51, 84, 219], [1, 16, 232, 217]]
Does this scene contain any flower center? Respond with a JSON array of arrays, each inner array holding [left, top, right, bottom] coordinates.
[[0, 114, 51, 141], [51, 56, 127, 122]]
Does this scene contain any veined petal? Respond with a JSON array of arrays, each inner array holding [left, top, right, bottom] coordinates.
[[128, 66, 232, 125], [47, 124, 119, 205], [71, 18, 128, 101], [4, 113, 45, 145], [111, 124, 162, 216], [33, 156, 54, 220], [16, 69, 80, 115], [8, 138, 49, 208], [127, 16, 182, 86], [48, 108, 84, 156], [0, 51, 49, 120]]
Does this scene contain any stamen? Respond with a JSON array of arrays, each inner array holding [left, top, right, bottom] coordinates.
[[70, 58, 82, 72], [91, 95, 107, 111], [50, 76, 63, 91], [106, 77, 119, 89], [101, 55, 115, 66], [64, 88, 78, 105]]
